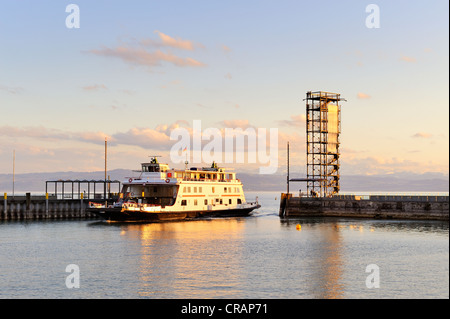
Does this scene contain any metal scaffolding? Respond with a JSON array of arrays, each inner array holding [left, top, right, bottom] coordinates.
[[305, 91, 344, 197]]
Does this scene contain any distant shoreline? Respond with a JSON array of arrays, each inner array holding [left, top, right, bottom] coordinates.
[[1, 169, 448, 194]]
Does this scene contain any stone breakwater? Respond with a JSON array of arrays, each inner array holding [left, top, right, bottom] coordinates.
[[279, 194, 449, 221]]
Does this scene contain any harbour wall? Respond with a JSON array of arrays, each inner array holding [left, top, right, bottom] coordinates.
[[279, 194, 449, 221], [0, 194, 115, 221]]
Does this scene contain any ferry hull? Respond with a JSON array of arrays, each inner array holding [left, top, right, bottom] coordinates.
[[88, 205, 260, 222]]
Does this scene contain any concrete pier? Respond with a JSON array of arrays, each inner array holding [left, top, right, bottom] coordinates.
[[0, 194, 116, 221], [279, 194, 449, 221]]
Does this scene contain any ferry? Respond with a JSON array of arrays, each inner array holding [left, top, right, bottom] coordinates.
[[88, 158, 260, 222]]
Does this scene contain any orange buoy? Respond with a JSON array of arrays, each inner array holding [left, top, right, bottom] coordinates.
[[296, 224, 301, 231]]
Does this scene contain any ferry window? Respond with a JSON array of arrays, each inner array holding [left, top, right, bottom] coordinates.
[[237, 199, 242, 204], [204, 199, 208, 205], [181, 200, 187, 206], [194, 187, 197, 193], [154, 187, 158, 193], [183, 187, 186, 192], [215, 198, 219, 203], [220, 199, 223, 205], [224, 187, 227, 193], [229, 199, 232, 204], [187, 187, 191, 193], [212, 187, 215, 193], [199, 187, 202, 193], [194, 200, 198, 206]]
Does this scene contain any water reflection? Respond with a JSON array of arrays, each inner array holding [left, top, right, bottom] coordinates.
[[82, 210, 448, 299], [313, 225, 344, 298], [117, 219, 247, 298], [279, 217, 449, 235], [279, 218, 344, 298], [279, 217, 448, 298]]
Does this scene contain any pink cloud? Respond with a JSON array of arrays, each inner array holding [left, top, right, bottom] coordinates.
[[400, 55, 417, 63], [82, 84, 108, 91], [140, 31, 204, 51], [412, 132, 432, 138], [0, 126, 112, 145], [89, 46, 206, 69], [0, 126, 70, 140], [222, 45, 231, 53], [219, 119, 252, 129], [277, 114, 306, 127], [112, 127, 171, 150], [341, 156, 445, 175], [154, 31, 195, 50], [0, 85, 24, 94], [357, 92, 371, 99]]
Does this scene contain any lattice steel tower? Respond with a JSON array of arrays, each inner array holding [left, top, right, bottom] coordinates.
[[306, 91, 344, 197]]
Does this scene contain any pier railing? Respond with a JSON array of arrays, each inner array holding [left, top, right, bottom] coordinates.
[[295, 192, 448, 202], [332, 194, 449, 202]]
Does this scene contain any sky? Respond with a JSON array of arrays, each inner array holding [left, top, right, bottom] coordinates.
[[0, 0, 448, 177]]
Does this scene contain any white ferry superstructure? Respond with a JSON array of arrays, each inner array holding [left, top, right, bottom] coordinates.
[[88, 158, 260, 221]]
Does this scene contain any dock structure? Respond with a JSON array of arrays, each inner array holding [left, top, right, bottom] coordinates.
[[1, 193, 120, 221], [1, 179, 121, 221], [1, 192, 121, 221], [279, 194, 449, 221], [304, 91, 344, 198], [45, 179, 121, 200], [280, 90, 449, 221], [286, 90, 345, 199]]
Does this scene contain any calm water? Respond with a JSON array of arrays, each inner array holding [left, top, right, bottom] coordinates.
[[0, 191, 448, 299]]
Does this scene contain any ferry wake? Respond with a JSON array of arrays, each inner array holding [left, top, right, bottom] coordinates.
[[87, 157, 261, 222]]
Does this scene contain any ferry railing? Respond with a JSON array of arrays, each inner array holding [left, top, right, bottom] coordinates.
[[181, 177, 239, 182], [127, 175, 241, 183]]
